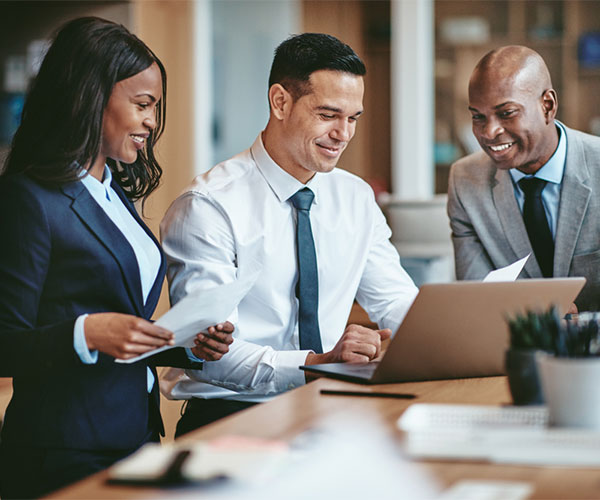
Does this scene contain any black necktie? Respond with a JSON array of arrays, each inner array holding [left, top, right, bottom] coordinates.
[[518, 177, 554, 278], [290, 188, 323, 353]]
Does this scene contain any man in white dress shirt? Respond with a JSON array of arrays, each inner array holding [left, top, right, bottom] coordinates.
[[160, 33, 418, 436]]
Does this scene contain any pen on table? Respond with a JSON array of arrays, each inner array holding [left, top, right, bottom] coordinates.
[[320, 389, 416, 399]]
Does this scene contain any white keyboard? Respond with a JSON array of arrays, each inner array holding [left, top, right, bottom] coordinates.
[[397, 404, 600, 466], [398, 403, 549, 430]]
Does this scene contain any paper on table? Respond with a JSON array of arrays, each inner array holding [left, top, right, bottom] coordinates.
[[108, 436, 290, 485], [116, 240, 263, 364], [483, 254, 529, 282]]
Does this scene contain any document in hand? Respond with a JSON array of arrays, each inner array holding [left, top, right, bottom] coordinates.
[[117, 240, 263, 364], [482, 254, 530, 282]]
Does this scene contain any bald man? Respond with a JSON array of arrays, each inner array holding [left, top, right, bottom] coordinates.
[[447, 45, 600, 311]]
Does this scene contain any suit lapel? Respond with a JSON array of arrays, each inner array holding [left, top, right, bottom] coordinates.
[[61, 181, 145, 317], [554, 128, 592, 277], [110, 181, 166, 317], [491, 167, 541, 277]]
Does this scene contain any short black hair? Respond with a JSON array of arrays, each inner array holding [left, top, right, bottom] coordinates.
[[3, 16, 167, 202], [268, 33, 366, 100]]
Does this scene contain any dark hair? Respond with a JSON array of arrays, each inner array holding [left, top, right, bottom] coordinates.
[[268, 33, 366, 101], [3, 16, 167, 202]]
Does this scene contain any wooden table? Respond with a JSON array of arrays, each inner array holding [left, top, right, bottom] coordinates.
[[49, 376, 600, 499]]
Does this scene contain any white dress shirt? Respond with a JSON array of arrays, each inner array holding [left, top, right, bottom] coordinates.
[[160, 134, 418, 402], [74, 166, 162, 392]]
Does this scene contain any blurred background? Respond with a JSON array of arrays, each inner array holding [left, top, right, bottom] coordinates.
[[1, 0, 600, 291]]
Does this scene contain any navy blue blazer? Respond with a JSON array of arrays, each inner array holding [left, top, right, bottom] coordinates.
[[0, 172, 196, 451]]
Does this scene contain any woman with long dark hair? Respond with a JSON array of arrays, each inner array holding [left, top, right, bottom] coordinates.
[[0, 17, 232, 498]]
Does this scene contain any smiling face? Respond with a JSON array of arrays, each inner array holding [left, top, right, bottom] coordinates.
[[93, 62, 162, 177], [468, 50, 558, 175], [265, 69, 364, 183]]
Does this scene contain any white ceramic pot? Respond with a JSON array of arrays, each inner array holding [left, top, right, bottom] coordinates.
[[537, 353, 600, 429]]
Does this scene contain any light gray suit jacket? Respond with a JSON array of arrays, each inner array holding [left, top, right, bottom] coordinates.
[[447, 124, 600, 311]]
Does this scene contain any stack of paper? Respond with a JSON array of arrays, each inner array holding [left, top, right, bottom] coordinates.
[[398, 404, 600, 467]]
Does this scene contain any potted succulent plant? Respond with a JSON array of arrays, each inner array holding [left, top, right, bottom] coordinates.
[[505, 307, 562, 405]]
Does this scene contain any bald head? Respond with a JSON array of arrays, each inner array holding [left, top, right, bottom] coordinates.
[[470, 46, 553, 97], [467, 45, 559, 174]]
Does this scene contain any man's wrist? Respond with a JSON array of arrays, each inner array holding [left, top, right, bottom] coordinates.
[[305, 351, 327, 365], [304, 351, 327, 382]]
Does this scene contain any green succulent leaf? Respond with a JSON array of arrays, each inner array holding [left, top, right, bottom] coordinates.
[[506, 306, 600, 358]]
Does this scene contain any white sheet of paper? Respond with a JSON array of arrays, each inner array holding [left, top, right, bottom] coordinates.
[[116, 240, 263, 364], [483, 254, 529, 282]]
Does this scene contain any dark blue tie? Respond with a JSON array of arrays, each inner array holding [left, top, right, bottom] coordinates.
[[519, 177, 554, 278], [290, 188, 323, 354]]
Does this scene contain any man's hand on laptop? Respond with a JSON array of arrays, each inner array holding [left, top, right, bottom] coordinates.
[[305, 324, 392, 368]]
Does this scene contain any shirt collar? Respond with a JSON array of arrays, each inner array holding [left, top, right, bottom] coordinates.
[[250, 133, 321, 205], [80, 165, 113, 201], [509, 121, 567, 185]]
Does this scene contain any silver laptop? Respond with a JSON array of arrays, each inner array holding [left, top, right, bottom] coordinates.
[[300, 278, 586, 384]]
